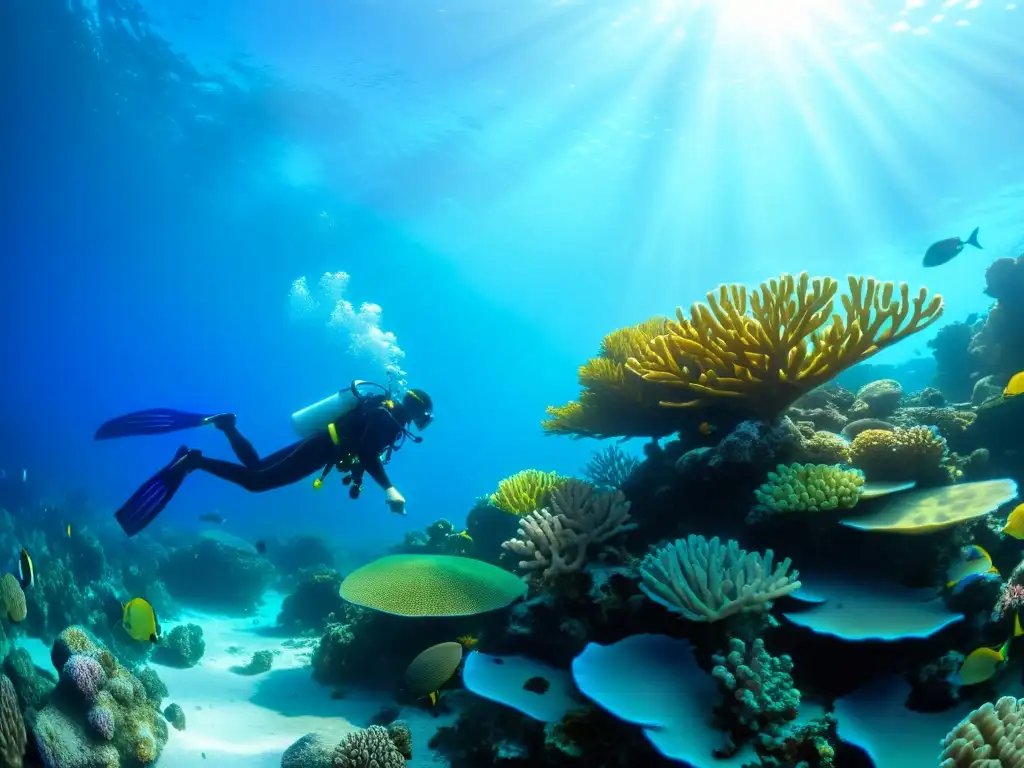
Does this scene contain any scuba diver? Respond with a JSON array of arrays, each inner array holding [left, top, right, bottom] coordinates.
[[95, 380, 433, 537]]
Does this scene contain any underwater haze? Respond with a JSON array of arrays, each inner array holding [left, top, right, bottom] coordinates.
[[5, 0, 1024, 766]]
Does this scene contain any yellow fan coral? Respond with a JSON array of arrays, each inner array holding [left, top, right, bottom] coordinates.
[[489, 469, 568, 516], [626, 273, 943, 417], [849, 427, 947, 481], [542, 318, 685, 439]]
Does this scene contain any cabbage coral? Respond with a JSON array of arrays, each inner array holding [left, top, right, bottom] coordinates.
[[754, 463, 865, 514], [848, 426, 947, 481]]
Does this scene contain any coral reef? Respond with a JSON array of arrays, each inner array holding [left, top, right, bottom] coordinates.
[[160, 536, 274, 612], [939, 696, 1024, 765], [489, 470, 568, 516], [0, 673, 26, 767], [752, 463, 865, 517], [277, 568, 346, 633], [502, 480, 635, 586], [163, 703, 185, 731], [852, 379, 904, 418], [33, 626, 168, 766], [848, 426, 948, 481], [582, 446, 639, 490], [152, 623, 205, 668], [711, 637, 799, 733], [231, 650, 274, 676], [639, 535, 800, 622], [281, 721, 411, 768]]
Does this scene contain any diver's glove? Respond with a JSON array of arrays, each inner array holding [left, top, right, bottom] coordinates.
[[385, 486, 406, 515]]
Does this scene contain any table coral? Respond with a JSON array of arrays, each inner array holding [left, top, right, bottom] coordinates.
[[501, 480, 636, 586], [753, 463, 865, 516], [848, 426, 947, 481]]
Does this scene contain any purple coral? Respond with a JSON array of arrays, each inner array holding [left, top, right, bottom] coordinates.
[[88, 705, 116, 740], [62, 654, 106, 702]]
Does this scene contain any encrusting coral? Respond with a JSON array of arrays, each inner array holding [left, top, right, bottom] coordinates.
[[625, 273, 943, 417], [753, 463, 865, 515], [939, 696, 1024, 766], [639, 535, 801, 622], [848, 426, 947, 481], [33, 626, 168, 766], [501, 479, 636, 586], [489, 470, 569, 516]]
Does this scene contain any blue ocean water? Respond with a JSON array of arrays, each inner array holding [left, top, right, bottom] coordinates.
[[3, 2, 1024, 764], [4, 0, 1021, 549]]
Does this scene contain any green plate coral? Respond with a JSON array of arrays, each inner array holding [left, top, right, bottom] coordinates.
[[339, 554, 527, 617], [754, 463, 865, 514]]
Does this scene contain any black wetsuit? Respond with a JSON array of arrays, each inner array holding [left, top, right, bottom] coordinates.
[[194, 396, 408, 493]]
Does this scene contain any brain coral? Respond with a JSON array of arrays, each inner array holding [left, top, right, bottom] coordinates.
[[339, 554, 527, 617], [754, 463, 865, 515], [0, 574, 26, 624], [849, 426, 946, 481]]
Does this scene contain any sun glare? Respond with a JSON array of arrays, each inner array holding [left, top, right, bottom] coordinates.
[[711, 0, 825, 43]]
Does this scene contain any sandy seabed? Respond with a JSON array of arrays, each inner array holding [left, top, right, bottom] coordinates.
[[20, 591, 455, 767]]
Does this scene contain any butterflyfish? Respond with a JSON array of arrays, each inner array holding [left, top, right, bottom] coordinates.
[[946, 544, 998, 589], [122, 597, 161, 644], [1003, 504, 1024, 540], [957, 638, 1011, 685], [16, 548, 34, 590], [1005, 371, 1024, 397]]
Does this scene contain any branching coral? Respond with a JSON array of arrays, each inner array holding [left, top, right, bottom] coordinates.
[[625, 273, 943, 417], [501, 480, 636, 586], [712, 637, 799, 731], [639, 535, 801, 622], [489, 470, 569, 516], [753, 463, 865, 515], [582, 446, 640, 490], [848, 426, 947, 481], [542, 318, 681, 438], [939, 696, 1024, 766]]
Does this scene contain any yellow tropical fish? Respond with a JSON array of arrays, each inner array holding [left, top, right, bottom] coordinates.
[[122, 597, 161, 644], [456, 635, 478, 649], [16, 547, 34, 590], [1003, 504, 1024, 539], [66, 523, 72, 538], [958, 638, 1011, 685], [1005, 371, 1024, 397], [427, 691, 439, 706], [946, 544, 997, 588], [455, 530, 473, 542]]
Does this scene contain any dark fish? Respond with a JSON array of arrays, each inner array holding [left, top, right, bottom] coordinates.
[[17, 547, 34, 589], [255, 540, 267, 555], [923, 227, 982, 267], [199, 512, 225, 524], [522, 676, 550, 694]]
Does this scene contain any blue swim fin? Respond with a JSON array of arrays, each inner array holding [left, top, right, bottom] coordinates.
[[114, 447, 197, 537], [95, 409, 228, 440]]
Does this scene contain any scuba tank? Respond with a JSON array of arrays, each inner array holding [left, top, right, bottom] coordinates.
[[290, 380, 388, 438]]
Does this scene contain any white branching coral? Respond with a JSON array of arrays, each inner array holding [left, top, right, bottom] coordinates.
[[501, 479, 636, 585], [639, 535, 801, 622], [939, 696, 1024, 766]]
